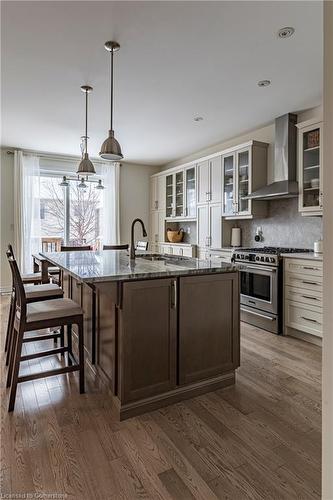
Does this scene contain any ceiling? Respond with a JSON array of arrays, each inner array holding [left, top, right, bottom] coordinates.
[[1, 1, 323, 166]]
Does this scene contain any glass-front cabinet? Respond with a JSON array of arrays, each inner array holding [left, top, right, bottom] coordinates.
[[185, 166, 196, 217], [166, 174, 174, 218], [222, 147, 251, 217], [175, 171, 184, 217], [165, 167, 196, 219], [222, 154, 235, 216], [222, 141, 268, 219], [297, 119, 323, 216], [236, 149, 250, 215]]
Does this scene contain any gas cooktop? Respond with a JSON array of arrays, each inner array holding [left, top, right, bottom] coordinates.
[[232, 247, 312, 266], [238, 247, 312, 255]]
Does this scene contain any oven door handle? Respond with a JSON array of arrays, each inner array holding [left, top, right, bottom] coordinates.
[[241, 265, 277, 273], [241, 307, 276, 321]]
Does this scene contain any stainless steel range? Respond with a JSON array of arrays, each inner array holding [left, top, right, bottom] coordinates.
[[232, 247, 311, 334]]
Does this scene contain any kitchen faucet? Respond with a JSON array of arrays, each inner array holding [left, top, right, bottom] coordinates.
[[130, 218, 147, 260]]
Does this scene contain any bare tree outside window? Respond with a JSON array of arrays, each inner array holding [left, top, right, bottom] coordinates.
[[39, 176, 103, 247]]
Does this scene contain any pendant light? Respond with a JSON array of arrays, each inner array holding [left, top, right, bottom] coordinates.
[[99, 41, 123, 160], [77, 85, 96, 175]]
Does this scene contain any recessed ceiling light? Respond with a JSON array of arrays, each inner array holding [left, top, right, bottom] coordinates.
[[278, 27, 295, 39], [257, 80, 271, 87], [194, 116, 203, 122]]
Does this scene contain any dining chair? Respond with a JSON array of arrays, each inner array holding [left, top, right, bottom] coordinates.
[[103, 244, 129, 250], [6, 254, 85, 412], [4, 249, 65, 365], [60, 245, 92, 252]]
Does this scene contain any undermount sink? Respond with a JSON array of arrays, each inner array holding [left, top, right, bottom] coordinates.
[[136, 254, 167, 261]]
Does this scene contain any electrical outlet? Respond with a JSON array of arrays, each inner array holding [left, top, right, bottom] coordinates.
[[186, 226, 191, 234]]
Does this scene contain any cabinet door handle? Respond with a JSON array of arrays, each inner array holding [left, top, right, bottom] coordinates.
[[302, 280, 319, 286], [302, 266, 320, 271], [301, 316, 320, 324], [171, 280, 177, 309]]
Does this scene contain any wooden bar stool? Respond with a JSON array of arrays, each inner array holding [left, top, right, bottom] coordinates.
[[5, 248, 65, 359], [6, 255, 85, 412], [8, 244, 45, 284]]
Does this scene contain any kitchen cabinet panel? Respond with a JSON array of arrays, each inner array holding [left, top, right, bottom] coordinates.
[[197, 160, 210, 204], [179, 274, 240, 384], [210, 156, 222, 203], [119, 279, 177, 403], [209, 203, 222, 249], [297, 119, 323, 216], [185, 167, 196, 217], [197, 204, 209, 248]]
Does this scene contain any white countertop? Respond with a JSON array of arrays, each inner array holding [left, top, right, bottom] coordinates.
[[283, 252, 323, 261], [160, 242, 195, 247]]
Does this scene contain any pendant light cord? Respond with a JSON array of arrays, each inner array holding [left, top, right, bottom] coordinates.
[[110, 48, 113, 131], [85, 89, 88, 154]]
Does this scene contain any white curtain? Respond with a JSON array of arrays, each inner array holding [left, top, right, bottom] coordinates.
[[14, 151, 41, 273], [101, 161, 120, 246]]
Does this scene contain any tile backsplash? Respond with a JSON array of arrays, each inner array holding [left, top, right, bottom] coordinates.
[[237, 198, 322, 249], [166, 221, 197, 244]]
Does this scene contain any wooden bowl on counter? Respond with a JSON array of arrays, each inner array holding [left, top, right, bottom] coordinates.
[[166, 228, 184, 243]]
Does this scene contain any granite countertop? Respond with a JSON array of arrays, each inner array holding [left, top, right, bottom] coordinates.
[[282, 252, 323, 261], [41, 250, 237, 283]]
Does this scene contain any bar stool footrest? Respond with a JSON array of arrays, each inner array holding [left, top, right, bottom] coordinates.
[[23, 332, 61, 343], [18, 365, 79, 383], [20, 347, 67, 361]]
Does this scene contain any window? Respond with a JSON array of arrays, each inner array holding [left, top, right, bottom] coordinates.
[[39, 174, 104, 249]]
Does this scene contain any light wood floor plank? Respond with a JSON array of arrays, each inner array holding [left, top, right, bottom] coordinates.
[[0, 296, 321, 499]]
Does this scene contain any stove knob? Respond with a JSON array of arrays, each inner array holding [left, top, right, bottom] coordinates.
[[237, 254, 240, 259], [260, 256, 265, 262], [241, 255, 244, 259], [270, 257, 275, 263], [265, 257, 270, 262], [256, 256, 260, 261]]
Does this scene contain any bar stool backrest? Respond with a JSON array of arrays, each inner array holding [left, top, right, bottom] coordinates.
[[7, 252, 27, 322], [8, 243, 15, 259], [103, 244, 129, 250], [60, 245, 92, 252]]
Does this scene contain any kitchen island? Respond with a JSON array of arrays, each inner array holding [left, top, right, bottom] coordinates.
[[41, 250, 240, 419]]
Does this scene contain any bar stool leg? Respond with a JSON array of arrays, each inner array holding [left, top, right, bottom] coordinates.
[[6, 328, 18, 388], [77, 319, 85, 394], [60, 326, 65, 357], [67, 324, 73, 366], [8, 325, 24, 411], [4, 294, 15, 353]]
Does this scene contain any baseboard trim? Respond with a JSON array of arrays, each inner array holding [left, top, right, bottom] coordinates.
[[115, 371, 236, 420], [285, 326, 322, 346]]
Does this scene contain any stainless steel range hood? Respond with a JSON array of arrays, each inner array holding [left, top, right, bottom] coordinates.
[[244, 113, 298, 200]]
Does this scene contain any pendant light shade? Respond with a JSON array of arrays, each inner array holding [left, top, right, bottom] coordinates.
[[99, 41, 123, 160], [77, 85, 96, 175]]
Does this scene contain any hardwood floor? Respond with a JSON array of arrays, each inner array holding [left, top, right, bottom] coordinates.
[[0, 294, 321, 499]]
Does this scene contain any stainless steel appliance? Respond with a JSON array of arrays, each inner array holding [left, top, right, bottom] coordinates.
[[232, 247, 311, 334]]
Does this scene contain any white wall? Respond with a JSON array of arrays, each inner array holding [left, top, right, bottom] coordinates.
[[161, 106, 323, 185], [0, 149, 158, 290], [322, 1, 333, 497], [119, 162, 159, 244], [0, 149, 15, 291]]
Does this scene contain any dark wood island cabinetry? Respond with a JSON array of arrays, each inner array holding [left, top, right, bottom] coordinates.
[[43, 250, 240, 420]]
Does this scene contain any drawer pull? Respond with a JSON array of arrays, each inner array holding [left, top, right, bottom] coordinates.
[[301, 316, 320, 324], [302, 295, 319, 301], [302, 280, 319, 286], [302, 266, 320, 271]]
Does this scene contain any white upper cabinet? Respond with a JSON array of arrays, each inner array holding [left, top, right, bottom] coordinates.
[[197, 156, 222, 205], [210, 156, 222, 204], [197, 160, 210, 204], [184, 166, 196, 217], [297, 119, 323, 216], [164, 166, 196, 219], [150, 175, 166, 212], [222, 141, 268, 220]]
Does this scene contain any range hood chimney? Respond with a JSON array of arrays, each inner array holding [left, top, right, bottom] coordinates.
[[244, 113, 298, 200]]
